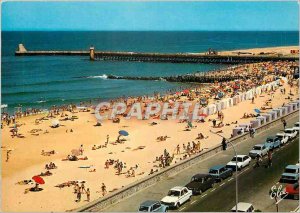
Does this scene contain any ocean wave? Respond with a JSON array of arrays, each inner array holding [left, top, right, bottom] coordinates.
[[86, 74, 108, 79]]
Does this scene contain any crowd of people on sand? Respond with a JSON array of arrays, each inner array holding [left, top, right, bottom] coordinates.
[[4, 61, 300, 207], [73, 182, 91, 202]]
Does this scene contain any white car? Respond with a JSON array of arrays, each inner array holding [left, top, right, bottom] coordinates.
[[231, 202, 255, 212], [284, 128, 298, 140], [161, 186, 192, 209], [276, 133, 289, 145], [249, 144, 269, 158], [292, 122, 300, 133], [226, 155, 251, 171]]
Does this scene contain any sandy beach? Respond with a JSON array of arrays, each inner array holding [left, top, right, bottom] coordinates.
[[219, 46, 299, 56], [1, 53, 299, 211]]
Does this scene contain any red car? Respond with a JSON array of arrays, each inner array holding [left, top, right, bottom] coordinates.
[[285, 182, 299, 200]]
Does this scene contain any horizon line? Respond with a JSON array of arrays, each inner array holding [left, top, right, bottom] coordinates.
[[2, 30, 299, 32]]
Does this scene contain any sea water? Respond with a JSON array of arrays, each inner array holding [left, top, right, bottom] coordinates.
[[1, 31, 298, 112]]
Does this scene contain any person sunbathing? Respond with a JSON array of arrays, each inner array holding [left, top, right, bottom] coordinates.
[[242, 113, 248, 119], [94, 121, 102, 126], [149, 169, 154, 175], [213, 122, 224, 128], [79, 156, 88, 160], [41, 150, 55, 156], [39, 170, 52, 176], [156, 136, 164, 141], [67, 155, 78, 161], [112, 118, 120, 123], [196, 133, 204, 140], [16, 180, 33, 185]]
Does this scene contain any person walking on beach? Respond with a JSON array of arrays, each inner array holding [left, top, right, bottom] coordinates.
[[176, 144, 180, 154], [76, 190, 81, 202], [221, 137, 227, 151], [6, 150, 11, 162], [86, 188, 90, 202], [106, 135, 109, 146], [101, 183, 107, 196], [80, 182, 85, 193], [212, 119, 217, 127], [197, 141, 201, 152], [79, 144, 84, 155]]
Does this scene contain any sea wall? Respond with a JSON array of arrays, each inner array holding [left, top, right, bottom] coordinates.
[[76, 106, 299, 212]]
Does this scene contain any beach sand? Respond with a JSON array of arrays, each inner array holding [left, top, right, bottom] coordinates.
[[219, 46, 299, 56]]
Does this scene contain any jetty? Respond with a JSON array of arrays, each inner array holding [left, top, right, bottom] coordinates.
[[15, 44, 298, 64], [105, 73, 244, 83]]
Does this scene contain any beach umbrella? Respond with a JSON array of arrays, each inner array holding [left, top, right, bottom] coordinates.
[[119, 130, 129, 136], [254, 109, 261, 114], [71, 149, 80, 156], [183, 89, 189, 94], [32, 176, 45, 184], [217, 92, 224, 98]]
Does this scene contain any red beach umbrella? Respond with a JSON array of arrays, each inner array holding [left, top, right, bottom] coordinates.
[[183, 89, 189, 94], [32, 176, 45, 184]]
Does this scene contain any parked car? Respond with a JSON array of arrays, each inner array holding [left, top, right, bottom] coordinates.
[[284, 128, 297, 140], [249, 144, 269, 158], [285, 182, 299, 200], [264, 136, 281, 150], [138, 201, 168, 212], [231, 202, 255, 212], [226, 155, 251, 171], [208, 165, 233, 182], [292, 122, 300, 133], [276, 133, 289, 145], [284, 165, 300, 174], [185, 174, 215, 195], [280, 173, 299, 184], [161, 186, 192, 209]]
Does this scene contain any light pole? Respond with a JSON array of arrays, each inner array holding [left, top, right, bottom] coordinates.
[[210, 130, 239, 212], [227, 140, 239, 213]]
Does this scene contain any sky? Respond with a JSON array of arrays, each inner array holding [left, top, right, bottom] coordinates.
[[2, 1, 299, 31]]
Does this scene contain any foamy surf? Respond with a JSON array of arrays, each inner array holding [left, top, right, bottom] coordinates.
[[86, 74, 108, 79]]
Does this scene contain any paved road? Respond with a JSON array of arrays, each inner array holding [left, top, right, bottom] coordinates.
[[103, 115, 299, 212], [183, 136, 299, 212]]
